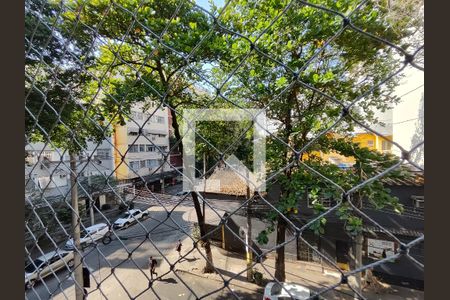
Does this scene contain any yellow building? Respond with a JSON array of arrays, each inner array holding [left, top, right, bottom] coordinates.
[[313, 132, 393, 168]]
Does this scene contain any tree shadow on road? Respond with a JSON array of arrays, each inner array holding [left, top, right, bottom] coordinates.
[[158, 277, 177, 284], [214, 286, 264, 300], [180, 257, 200, 263], [214, 267, 250, 284]]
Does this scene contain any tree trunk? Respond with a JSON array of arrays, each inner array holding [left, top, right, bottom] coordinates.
[[70, 153, 84, 300], [170, 108, 183, 154], [353, 190, 364, 299], [192, 192, 215, 273], [274, 86, 296, 282], [353, 233, 363, 299], [275, 215, 286, 282], [171, 107, 213, 272], [246, 175, 253, 281]]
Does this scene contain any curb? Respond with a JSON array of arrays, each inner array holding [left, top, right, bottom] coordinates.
[[175, 269, 264, 294]]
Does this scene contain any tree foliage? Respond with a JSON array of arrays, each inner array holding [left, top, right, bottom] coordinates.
[[25, 0, 106, 153], [216, 0, 422, 281]]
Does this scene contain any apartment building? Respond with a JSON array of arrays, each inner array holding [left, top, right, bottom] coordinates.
[[25, 101, 173, 201], [113, 101, 171, 181]]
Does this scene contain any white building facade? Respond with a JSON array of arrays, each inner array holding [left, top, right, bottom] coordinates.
[[25, 101, 172, 200]]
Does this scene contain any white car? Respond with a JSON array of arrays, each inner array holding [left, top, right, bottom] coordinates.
[[25, 249, 74, 289], [263, 282, 319, 300], [64, 223, 110, 250], [112, 209, 149, 229]]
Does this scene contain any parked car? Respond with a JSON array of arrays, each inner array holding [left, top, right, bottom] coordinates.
[[25, 249, 74, 289], [112, 209, 149, 229], [64, 223, 110, 250], [263, 282, 320, 300]]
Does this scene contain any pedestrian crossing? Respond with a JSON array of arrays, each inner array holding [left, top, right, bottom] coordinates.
[[125, 188, 194, 207]]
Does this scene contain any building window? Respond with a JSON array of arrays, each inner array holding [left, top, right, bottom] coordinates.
[[140, 160, 146, 168], [131, 111, 143, 121], [367, 140, 374, 147], [381, 140, 391, 151], [128, 145, 139, 153], [146, 159, 160, 168], [129, 161, 139, 171], [39, 150, 53, 161], [151, 116, 165, 124], [411, 195, 424, 209], [96, 149, 110, 159], [139, 144, 145, 152], [146, 145, 155, 152]]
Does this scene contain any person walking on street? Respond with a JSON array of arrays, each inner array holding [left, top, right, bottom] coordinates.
[[176, 239, 182, 259], [149, 256, 158, 280]]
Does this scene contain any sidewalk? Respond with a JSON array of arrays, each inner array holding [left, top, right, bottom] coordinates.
[[174, 240, 423, 300], [176, 207, 424, 300]]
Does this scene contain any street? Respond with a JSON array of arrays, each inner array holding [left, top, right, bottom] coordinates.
[[25, 190, 250, 300], [24, 189, 424, 300], [26, 204, 191, 299]]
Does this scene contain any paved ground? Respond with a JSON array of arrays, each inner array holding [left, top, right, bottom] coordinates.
[[25, 203, 260, 300], [25, 205, 193, 300], [25, 189, 424, 300]]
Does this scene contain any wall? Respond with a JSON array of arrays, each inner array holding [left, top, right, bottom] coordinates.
[[392, 67, 424, 169]]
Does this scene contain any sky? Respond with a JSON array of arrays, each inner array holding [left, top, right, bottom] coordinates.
[[195, 0, 225, 11]]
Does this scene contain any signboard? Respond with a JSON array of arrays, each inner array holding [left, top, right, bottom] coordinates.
[[367, 238, 396, 260]]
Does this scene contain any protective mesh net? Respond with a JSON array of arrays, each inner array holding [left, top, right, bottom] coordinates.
[[25, 0, 424, 299]]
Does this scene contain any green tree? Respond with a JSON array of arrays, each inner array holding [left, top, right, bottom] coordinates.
[[58, 0, 226, 273], [216, 0, 421, 289], [60, 0, 222, 152], [26, 1, 115, 297]]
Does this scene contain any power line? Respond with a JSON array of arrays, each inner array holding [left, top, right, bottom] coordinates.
[[397, 84, 424, 99]]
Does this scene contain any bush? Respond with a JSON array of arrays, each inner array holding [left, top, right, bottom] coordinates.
[[56, 207, 72, 224]]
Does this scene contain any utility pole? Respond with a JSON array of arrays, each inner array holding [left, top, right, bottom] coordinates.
[[88, 174, 95, 226], [160, 159, 165, 194], [203, 152, 207, 192], [246, 168, 253, 282], [70, 153, 84, 300]]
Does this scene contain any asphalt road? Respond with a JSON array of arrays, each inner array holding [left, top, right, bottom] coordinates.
[[25, 186, 256, 300], [25, 193, 249, 300], [25, 204, 194, 300]]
